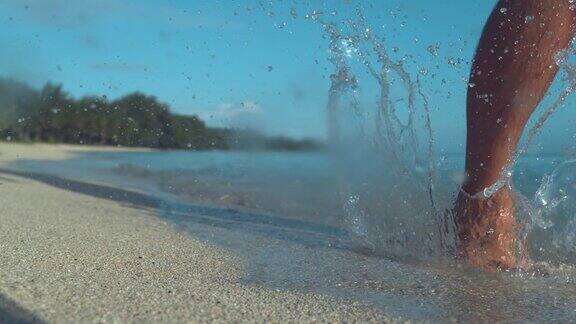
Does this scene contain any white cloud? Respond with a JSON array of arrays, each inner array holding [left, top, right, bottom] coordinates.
[[198, 101, 265, 131]]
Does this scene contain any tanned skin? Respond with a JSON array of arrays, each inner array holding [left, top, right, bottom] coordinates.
[[455, 0, 576, 271]]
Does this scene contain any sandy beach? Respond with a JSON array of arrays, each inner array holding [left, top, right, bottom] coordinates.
[[0, 143, 395, 323]]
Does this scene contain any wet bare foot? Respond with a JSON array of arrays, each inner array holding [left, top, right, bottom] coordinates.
[[454, 187, 531, 271]]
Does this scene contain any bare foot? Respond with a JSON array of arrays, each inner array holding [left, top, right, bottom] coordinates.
[[454, 186, 530, 271]]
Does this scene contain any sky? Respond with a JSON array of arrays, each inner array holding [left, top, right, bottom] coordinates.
[[0, 0, 575, 154]]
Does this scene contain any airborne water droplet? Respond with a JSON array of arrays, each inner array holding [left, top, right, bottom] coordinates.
[[427, 43, 440, 57]]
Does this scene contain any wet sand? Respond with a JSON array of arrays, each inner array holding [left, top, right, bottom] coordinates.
[[0, 143, 394, 322]]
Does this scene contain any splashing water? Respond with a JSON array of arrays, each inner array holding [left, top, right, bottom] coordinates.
[[258, 1, 576, 265], [314, 9, 446, 260], [478, 49, 576, 201], [476, 47, 576, 264], [313, 7, 576, 265]]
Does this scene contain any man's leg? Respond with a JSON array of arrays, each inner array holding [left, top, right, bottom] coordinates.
[[455, 0, 576, 270]]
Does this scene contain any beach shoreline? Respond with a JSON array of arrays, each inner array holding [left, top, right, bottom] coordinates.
[[0, 143, 395, 322], [4, 143, 576, 322]]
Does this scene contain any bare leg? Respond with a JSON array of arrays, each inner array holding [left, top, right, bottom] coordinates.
[[455, 0, 576, 270]]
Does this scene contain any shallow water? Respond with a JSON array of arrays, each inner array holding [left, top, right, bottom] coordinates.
[[12, 150, 343, 225]]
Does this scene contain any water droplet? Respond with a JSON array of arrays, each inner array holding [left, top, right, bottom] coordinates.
[[427, 43, 440, 57]]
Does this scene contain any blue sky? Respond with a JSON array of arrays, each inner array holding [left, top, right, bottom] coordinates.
[[0, 0, 574, 153]]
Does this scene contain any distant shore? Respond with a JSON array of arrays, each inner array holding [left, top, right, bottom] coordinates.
[[0, 78, 325, 152], [0, 143, 392, 322]]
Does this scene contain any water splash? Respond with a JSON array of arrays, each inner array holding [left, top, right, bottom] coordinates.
[[262, 2, 576, 265], [314, 8, 444, 260], [480, 48, 576, 201], [316, 7, 576, 264]]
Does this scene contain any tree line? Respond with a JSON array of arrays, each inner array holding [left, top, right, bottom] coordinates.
[[0, 79, 322, 151]]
